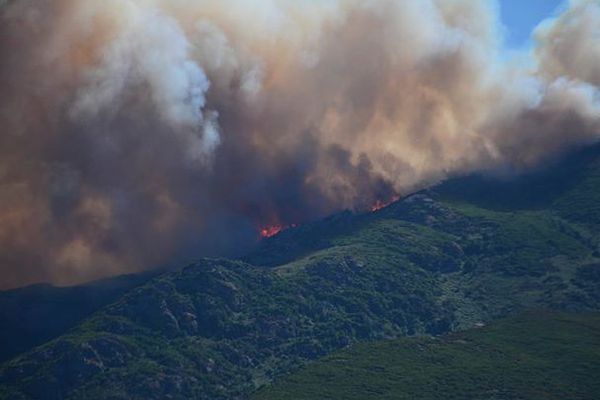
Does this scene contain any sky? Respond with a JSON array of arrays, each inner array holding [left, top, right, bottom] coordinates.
[[499, 0, 565, 48]]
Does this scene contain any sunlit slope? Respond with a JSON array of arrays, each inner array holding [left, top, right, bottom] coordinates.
[[253, 312, 600, 400]]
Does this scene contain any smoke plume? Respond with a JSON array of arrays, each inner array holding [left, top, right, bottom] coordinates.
[[0, 0, 599, 288]]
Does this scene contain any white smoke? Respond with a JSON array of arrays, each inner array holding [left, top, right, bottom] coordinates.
[[535, 0, 600, 86], [71, 0, 219, 160]]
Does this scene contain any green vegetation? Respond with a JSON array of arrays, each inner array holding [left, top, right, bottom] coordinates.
[[254, 312, 600, 400], [2, 145, 600, 399]]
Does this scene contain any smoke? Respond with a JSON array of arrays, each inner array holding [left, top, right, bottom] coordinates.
[[0, 0, 599, 288]]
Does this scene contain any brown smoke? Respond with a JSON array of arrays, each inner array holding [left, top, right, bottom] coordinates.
[[0, 0, 599, 288]]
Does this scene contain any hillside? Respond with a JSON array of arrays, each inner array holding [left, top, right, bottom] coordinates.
[[1, 145, 600, 399], [253, 311, 600, 400], [0, 271, 159, 363]]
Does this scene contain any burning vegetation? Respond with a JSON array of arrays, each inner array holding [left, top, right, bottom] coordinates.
[[259, 195, 401, 239], [370, 196, 401, 212], [260, 225, 285, 238], [259, 223, 298, 238]]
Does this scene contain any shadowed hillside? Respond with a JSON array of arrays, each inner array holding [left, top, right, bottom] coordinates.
[[0, 271, 160, 362]]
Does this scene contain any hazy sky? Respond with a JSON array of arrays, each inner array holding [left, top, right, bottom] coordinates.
[[499, 0, 564, 48]]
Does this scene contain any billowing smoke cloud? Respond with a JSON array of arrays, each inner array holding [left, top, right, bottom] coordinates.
[[0, 0, 599, 288]]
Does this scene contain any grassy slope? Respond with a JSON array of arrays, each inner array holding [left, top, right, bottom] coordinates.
[[1, 146, 600, 399], [253, 312, 600, 400]]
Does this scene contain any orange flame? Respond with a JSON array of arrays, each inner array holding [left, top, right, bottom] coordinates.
[[260, 225, 283, 238], [370, 195, 400, 212], [259, 223, 297, 238]]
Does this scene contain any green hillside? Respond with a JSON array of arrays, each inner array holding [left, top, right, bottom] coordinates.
[[253, 311, 600, 400], [1, 145, 600, 399]]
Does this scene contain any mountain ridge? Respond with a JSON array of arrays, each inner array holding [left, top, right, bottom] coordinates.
[[2, 144, 600, 399]]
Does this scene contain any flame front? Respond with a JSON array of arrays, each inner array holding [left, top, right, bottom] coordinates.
[[370, 196, 401, 212], [260, 225, 284, 238], [259, 223, 297, 238]]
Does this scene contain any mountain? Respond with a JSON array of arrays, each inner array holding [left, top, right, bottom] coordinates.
[[253, 311, 600, 400], [0, 272, 160, 363], [1, 144, 600, 399]]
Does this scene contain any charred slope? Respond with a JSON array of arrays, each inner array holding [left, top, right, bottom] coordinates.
[[2, 146, 600, 399]]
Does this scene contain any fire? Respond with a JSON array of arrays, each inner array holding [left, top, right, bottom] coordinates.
[[259, 196, 398, 240], [260, 197, 399, 240], [260, 225, 284, 238], [370, 195, 400, 212], [259, 223, 297, 238]]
